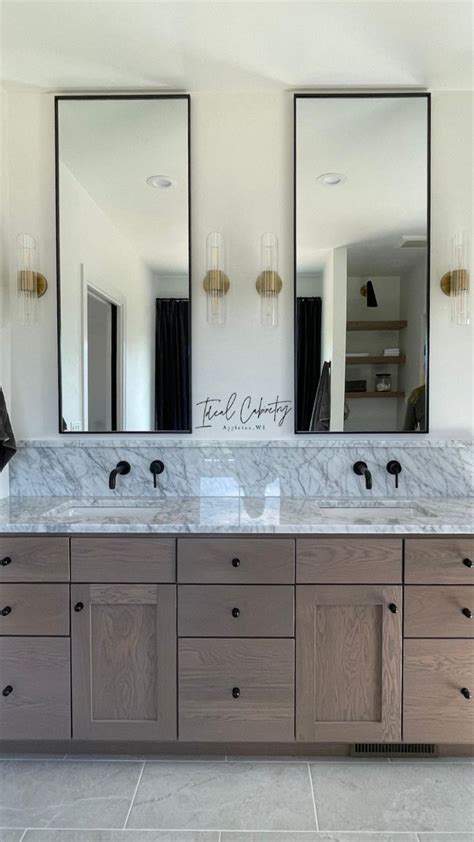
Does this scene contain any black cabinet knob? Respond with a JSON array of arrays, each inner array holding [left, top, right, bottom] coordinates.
[[74, 602, 84, 612], [2, 685, 13, 697], [461, 687, 471, 699], [232, 558, 241, 568], [232, 687, 241, 699], [1, 607, 11, 617], [388, 603, 398, 614], [232, 607, 240, 618], [0, 557, 11, 566], [462, 608, 473, 619], [463, 558, 473, 568]]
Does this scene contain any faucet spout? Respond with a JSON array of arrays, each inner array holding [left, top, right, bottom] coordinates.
[[108, 460, 131, 490], [353, 461, 373, 490]]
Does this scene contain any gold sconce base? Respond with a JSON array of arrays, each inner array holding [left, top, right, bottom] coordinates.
[[440, 269, 469, 296], [18, 270, 48, 298], [203, 269, 230, 295], [256, 270, 283, 295], [360, 284, 368, 298]]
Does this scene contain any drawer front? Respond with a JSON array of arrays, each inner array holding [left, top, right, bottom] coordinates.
[[178, 638, 295, 741], [178, 539, 295, 584], [71, 537, 175, 583], [0, 537, 69, 582], [0, 637, 71, 739], [405, 538, 474, 584], [404, 639, 474, 743], [0, 584, 69, 636], [405, 586, 474, 638], [178, 586, 294, 637], [296, 538, 402, 583]]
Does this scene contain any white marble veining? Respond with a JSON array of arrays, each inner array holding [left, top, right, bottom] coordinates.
[[8, 439, 473, 499], [0, 495, 472, 533]]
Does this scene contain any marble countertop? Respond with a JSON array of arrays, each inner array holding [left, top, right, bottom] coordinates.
[[0, 496, 472, 534]]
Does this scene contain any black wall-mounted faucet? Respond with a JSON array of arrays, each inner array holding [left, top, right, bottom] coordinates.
[[108, 460, 131, 490], [150, 459, 165, 488], [353, 461, 373, 490], [387, 460, 402, 489]]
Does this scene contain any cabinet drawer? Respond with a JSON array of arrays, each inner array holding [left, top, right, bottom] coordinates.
[[0, 537, 69, 582], [178, 638, 295, 741], [404, 639, 474, 743], [0, 637, 71, 739], [296, 538, 402, 583], [0, 584, 69, 636], [405, 586, 474, 638], [71, 537, 175, 582], [178, 539, 294, 584], [405, 538, 474, 584], [178, 586, 294, 637]]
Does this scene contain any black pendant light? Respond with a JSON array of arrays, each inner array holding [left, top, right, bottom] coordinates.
[[366, 279, 378, 307]]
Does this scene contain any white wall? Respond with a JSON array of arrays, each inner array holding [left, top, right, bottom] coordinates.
[[1, 89, 473, 446]]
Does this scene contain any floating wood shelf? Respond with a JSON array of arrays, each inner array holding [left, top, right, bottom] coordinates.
[[346, 355, 406, 366], [345, 391, 405, 399], [346, 320, 408, 331]]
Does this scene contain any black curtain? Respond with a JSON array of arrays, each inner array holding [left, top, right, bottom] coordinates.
[[155, 299, 190, 431], [296, 296, 322, 431]]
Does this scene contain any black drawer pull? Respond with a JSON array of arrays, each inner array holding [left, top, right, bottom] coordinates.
[[1, 557, 11, 567], [74, 602, 84, 613], [232, 687, 241, 699], [231, 558, 241, 568], [232, 607, 240, 618], [2, 685, 13, 697], [463, 558, 473, 568], [461, 687, 471, 700], [388, 603, 398, 614], [1, 606, 11, 617], [462, 608, 473, 619]]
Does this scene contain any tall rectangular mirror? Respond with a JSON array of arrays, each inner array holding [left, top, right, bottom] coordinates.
[[56, 95, 191, 433], [295, 94, 429, 434]]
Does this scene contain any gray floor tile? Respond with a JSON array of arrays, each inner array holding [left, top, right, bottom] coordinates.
[[0, 760, 142, 829], [23, 832, 219, 841], [417, 835, 474, 841], [127, 761, 316, 831], [221, 833, 418, 841], [0, 831, 25, 842], [310, 762, 474, 832]]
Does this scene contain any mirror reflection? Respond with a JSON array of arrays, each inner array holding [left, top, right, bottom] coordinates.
[[56, 95, 191, 433], [295, 95, 429, 433]]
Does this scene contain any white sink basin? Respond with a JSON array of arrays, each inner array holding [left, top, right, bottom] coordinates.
[[45, 501, 170, 522]]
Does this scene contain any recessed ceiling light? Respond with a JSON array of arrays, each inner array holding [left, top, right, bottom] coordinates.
[[317, 172, 347, 186], [146, 175, 176, 189]]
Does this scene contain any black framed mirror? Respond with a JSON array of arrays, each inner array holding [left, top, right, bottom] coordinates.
[[55, 94, 191, 433], [294, 93, 430, 434]]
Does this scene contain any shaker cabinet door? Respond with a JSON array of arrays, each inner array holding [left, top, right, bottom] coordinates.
[[71, 583, 176, 740], [296, 585, 402, 742]]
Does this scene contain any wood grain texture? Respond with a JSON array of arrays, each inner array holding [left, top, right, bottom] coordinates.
[[404, 639, 474, 743], [0, 584, 69, 635], [72, 583, 176, 740], [178, 637, 295, 741], [178, 585, 294, 637], [0, 537, 69, 582], [296, 538, 402, 584], [296, 585, 402, 742], [405, 586, 474, 638], [346, 320, 407, 331], [178, 538, 295, 584], [71, 537, 175, 583], [405, 538, 474, 584], [0, 637, 70, 739]]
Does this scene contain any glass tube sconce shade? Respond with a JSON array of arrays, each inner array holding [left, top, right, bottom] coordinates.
[[203, 232, 230, 325], [440, 231, 470, 325], [16, 233, 48, 326], [256, 232, 283, 327]]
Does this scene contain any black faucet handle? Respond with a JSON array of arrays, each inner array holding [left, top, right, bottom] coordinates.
[[150, 460, 165, 489], [386, 460, 402, 489]]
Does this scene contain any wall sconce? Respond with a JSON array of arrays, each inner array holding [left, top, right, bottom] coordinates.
[[203, 232, 230, 325], [16, 233, 48, 325], [360, 279, 378, 308], [440, 232, 470, 325], [256, 232, 283, 327]]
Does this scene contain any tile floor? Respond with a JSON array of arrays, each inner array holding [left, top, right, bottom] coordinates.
[[0, 756, 472, 841]]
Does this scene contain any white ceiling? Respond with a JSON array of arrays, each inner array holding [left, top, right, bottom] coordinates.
[[1, 1, 472, 92], [296, 95, 428, 275], [58, 97, 189, 273]]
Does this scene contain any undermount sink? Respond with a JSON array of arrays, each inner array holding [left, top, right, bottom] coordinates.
[[45, 501, 170, 522]]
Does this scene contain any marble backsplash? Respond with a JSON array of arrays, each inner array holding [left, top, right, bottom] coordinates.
[[9, 438, 473, 499]]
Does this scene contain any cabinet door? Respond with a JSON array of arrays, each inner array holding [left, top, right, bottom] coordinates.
[[72, 583, 176, 740], [296, 585, 402, 742]]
